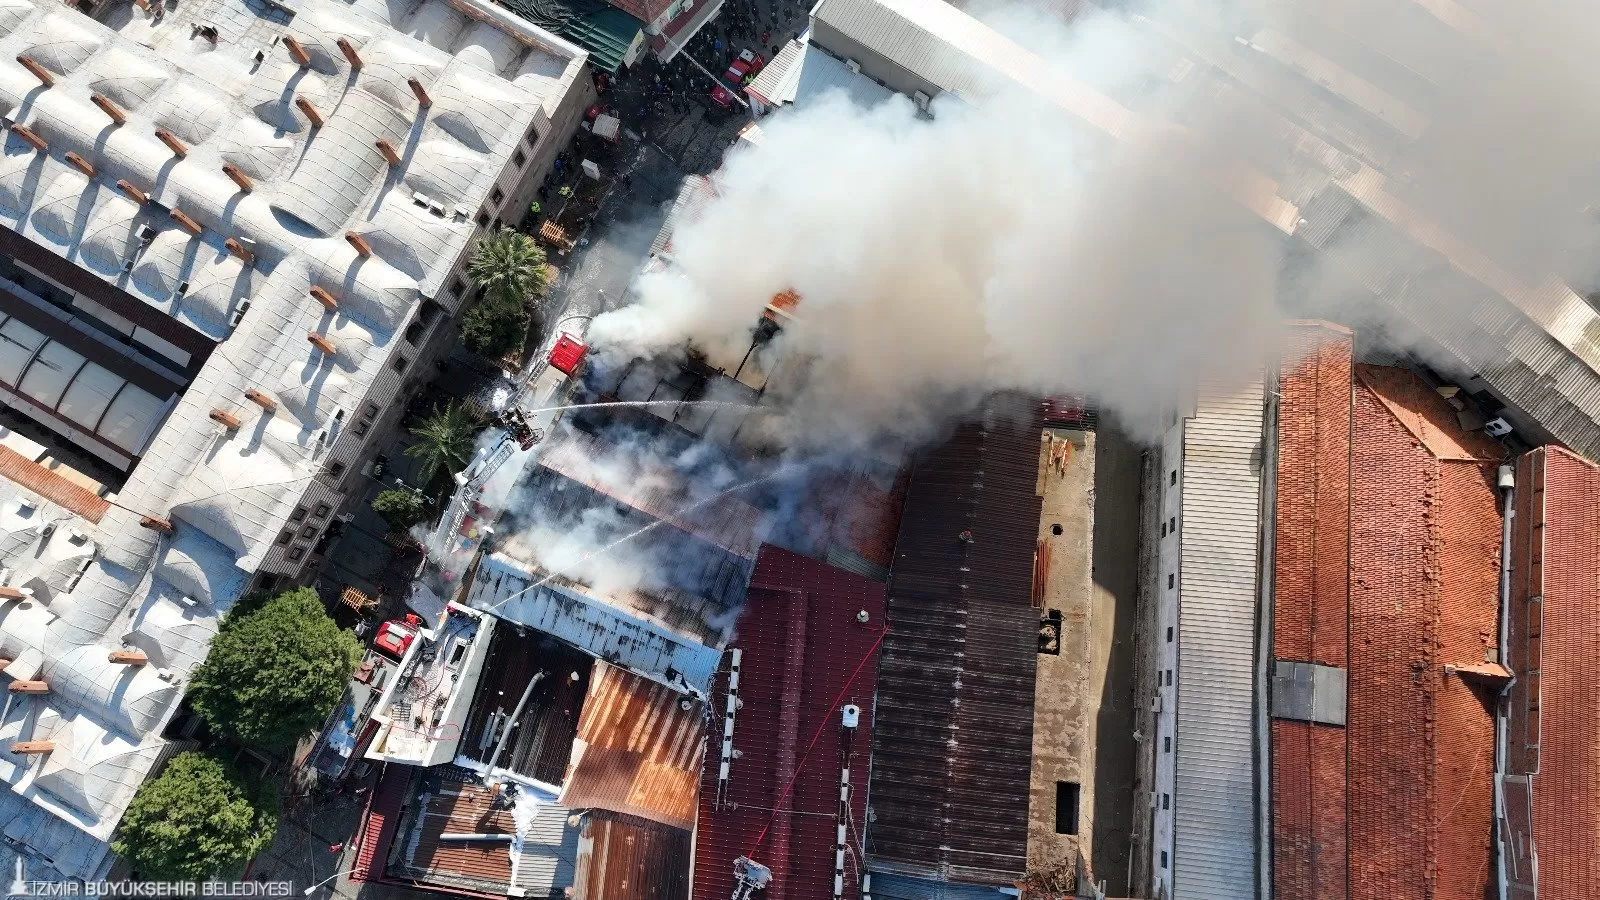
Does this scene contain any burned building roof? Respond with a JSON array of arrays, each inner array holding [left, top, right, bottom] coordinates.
[[1507, 446, 1600, 900], [866, 402, 1044, 886], [694, 546, 886, 900]]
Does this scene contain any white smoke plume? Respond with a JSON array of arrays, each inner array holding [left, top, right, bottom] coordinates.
[[589, 0, 1600, 444]]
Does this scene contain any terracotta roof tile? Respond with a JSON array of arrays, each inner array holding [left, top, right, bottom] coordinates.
[[0, 445, 108, 523], [1272, 323, 1353, 900], [1509, 447, 1600, 900]]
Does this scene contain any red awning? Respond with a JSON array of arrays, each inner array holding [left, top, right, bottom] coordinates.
[[549, 333, 587, 374]]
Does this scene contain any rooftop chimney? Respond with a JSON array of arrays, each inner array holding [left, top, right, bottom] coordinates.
[[63, 151, 94, 177], [139, 515, 173, 533], [309, 286, 339, 310], [7, 681, 48, 694], [154, 127, 187, 157], [245, 388, 278, 412], [375, 138, 400, 166], [131, 0, 148, 10], [109, 649, 148, 665], [9, 123, 45, 152], [16, 55, 52, 87], [336, 37, 362, 68], [169, 208, 202, 235], [224, 237, 254, 265], [117, 179, 148, 204], [283, 35, 311, 67], [407, 77, 431, 108], [222, 163, 252, 192], [0, 587, 26, 601], [90, 92, 126, 125], [344, 231, 372, 256], [8, 741, 53, 754], [295, 95, 324, 128], [308, 332, 338, 355], [209, 408, 242, 429]]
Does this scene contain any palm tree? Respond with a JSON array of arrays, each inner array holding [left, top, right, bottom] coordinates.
[[404, 401, 487, 487], [466, 230, 549, 309]]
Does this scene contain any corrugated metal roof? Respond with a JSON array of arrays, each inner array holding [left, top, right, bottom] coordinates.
[[390, 772, 580, 897], [353, 763, 414, 882], [694, 546, 886, 900], [559, 662, 705, 831], [1172, 380, 1264, 900], [465, 553, 723, 695], [866, 401, 1043, 885], [650, 175, 718, 259], [573, 811, 691, 900]]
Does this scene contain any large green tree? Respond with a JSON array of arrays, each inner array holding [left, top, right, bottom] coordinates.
[[466, 229, 549, 307], [187, 588, 361, 750], [371, 487, 429, 532], [404, 400, 487, 486], [460, 230, 549, 360], [112, 751, 278, 880]]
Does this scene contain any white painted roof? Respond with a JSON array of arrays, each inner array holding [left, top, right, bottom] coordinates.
[[0, 0, 587, 878]]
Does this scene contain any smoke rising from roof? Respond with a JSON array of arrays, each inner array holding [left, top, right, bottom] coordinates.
[[589, 0, 1600, 445]]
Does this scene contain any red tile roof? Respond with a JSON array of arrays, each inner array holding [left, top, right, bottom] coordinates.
[[694, 546, 886, 900], [1509, 447, 1600, 900], [559, 662, 705, 831], [1347, 367, 1499, 899], [603, 0, 674, 28], [1272, 323, 1352, 900], [1272, 333, 1503, 900], [0, 444, 108, 522]]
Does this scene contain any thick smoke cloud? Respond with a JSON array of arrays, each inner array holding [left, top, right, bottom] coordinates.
[[590, 0, 1600, 445]]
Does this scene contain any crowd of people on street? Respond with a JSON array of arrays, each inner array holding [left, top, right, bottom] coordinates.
[[597, 0, 807, 131]]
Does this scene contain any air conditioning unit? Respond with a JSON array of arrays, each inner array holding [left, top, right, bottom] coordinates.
[[844, 59, 861, 74], [1484, 417, 1514, 437], [913, 91, 930, 112], [137, 225, 158, 242]]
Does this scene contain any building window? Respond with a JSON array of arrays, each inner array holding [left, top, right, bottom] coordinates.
[[490, 187, 505, 207], [1164, 735, 1172, 753], [313, 503, 331, 518], [1168, 573, 1175, 589], [1170, 516, 1176, 531], [287, 546, 305, 562], [524, 124, 540, 147], [1170, 470, 1177, 485], [276, 530, 292, 546], [300, 525, 318, 539], [512, 149, 526, 169], [1054, 782, 1080, 835], [1164, 669, 1172, 686], [328, 462, 346, 478], [1161, 522, 1166, 537], [1166, 626, 1174, 642], [289, 506, 307, 523], [393, 356, 409, 373], [1161, 851, 1168, 869], [364, 403, 379, 419], [1162, 793, 1170, 810], [450, 278, 467, 300], [353, 421, 370, 437], [475, 210, 490, 228]]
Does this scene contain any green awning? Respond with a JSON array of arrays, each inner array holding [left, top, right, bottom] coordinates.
[[498, 0, 643, 73]]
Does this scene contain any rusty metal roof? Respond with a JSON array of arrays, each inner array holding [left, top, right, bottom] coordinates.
[[388, 770, 580, 897], [573, 811, 691, 900], [558, 662, 705, 831], [865, 400, 1045, 885], [457, 627, 592, 786]]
